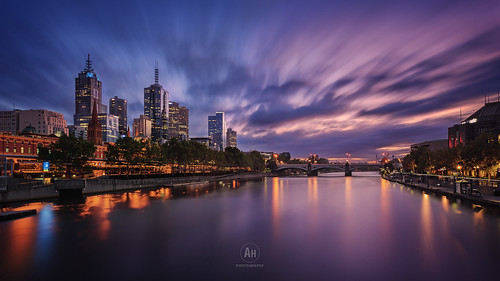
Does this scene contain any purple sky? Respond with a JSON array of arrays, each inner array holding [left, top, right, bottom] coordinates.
[[2, 0, 500, 160]]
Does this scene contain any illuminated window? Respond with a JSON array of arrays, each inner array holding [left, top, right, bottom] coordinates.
[[21, 147, 24, 153]]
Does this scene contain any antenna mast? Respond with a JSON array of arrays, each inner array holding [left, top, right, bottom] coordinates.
[[155, 60, 159, 84]]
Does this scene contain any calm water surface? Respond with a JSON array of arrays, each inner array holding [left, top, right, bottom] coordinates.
[[1, 172, 500, 281]]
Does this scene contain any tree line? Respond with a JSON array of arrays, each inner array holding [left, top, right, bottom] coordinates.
[[39, 134, 265, 177], [402, 133, 500, 177]]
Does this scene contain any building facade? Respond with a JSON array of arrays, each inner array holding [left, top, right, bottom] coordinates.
[[0, 132, 58, 163], [0, 110, 19, 134], [73, 114, 119, 143], [68, 125, 86, 139], [226, 127, 237, 148], [208, 112, 226, 150], [448, 101, 500, 148], [410, 139, 448, 151], [133, 115, 152, 139], [144, 65, 168, 142], [190, 137, 211, 147], [109, 96, 127, 137], [0, 109, 68, 136]]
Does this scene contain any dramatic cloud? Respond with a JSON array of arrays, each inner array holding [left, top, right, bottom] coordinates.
[[2, 0, 500, 159]]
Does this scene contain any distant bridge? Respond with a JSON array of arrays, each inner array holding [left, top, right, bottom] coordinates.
[[277, 163, 383, 177]]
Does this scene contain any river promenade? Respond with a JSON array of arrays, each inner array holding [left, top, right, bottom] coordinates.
[[382, 172, 500, 208], [0, 172, 270, 204]]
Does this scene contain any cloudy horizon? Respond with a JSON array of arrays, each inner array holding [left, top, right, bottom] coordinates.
[[2, 0, 500, 160]]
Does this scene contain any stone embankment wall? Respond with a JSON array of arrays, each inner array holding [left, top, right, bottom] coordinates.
[[1, 173, 270, 203]]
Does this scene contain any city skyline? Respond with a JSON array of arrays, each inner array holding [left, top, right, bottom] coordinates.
[[2, 0, 500, 159]]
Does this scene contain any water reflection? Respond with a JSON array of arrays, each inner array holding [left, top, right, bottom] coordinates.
[[420, 193, 435, 264], [308, 177, 319, 228], [34, 206, 54, 266], [6, 216, 37, 273], [345, 176, 352, 208], [380, 178, 391, 244], [1, 174, 500, 280], [271, 177, 281, 238], [441, 196, 450, 213]]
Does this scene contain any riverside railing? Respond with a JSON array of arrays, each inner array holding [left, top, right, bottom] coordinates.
[[386, 172, 500, 196]]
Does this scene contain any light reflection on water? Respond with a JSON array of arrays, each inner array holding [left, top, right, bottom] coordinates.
[[1, 172, 500, 281]]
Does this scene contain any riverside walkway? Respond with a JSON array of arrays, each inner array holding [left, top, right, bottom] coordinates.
[[382, 173, 500, 208]]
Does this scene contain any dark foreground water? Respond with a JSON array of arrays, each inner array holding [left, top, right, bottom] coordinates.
[[1, 172, 500, 281]]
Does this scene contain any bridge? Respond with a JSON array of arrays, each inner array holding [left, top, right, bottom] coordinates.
[[277, 163, 383, 177]]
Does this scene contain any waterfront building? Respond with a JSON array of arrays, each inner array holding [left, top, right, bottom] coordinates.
[[133, 115, 152, 139], [226, 128, 237, 148], [448, 101, 500, 148], [109, 96, 127, 137], [410, 139, 448, 151], [208, 112, 226, 150], [144, 63, 168, 142], [74, 54, 105, 127], [0, 109, 68, 136], [190, 137, 211, 147], [0, 131, 57, 164], [168, 102, 189, 141]]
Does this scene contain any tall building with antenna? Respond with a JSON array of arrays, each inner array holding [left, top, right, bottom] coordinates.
[[144, 62, 169, 142], [74, 54, 104, 127], [72, 54, 119, 143]]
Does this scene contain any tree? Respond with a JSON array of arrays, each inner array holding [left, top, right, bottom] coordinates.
[[402, 147, 432, 173], [38, 134, 95, 178], [278, 152, 291, 164], [266, 160, 278, 172], [247, 151, 266, 172], [105, 137, 145, 174]]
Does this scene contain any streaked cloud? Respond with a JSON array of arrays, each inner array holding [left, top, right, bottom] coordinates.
[[1, 0, 500, 159]]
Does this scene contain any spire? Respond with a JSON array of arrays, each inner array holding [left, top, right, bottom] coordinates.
[[86, 53, 93, 72], [127, 126, 131, 137], [92, 98, 98, 119], [155, 60, 159, 84], [87, 98, 102, 145]]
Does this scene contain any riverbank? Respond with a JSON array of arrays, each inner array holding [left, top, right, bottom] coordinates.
[[0, 172, 272, 205], [382, 173, 500, 209]]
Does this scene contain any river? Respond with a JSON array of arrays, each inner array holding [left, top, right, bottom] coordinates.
[[1, 172, 499, 281]]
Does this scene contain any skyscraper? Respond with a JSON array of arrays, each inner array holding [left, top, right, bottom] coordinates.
[[144, 63, 168, 142], [74, 54, 103, 127], [168, 101, 179, 140], [109, 96, 127, 137], [208, 112, 226, 150], [73, 54, 118, 143], [179, 105, 189, 140], [226, 128, 237, 148], [167, 102, 189, 141]]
